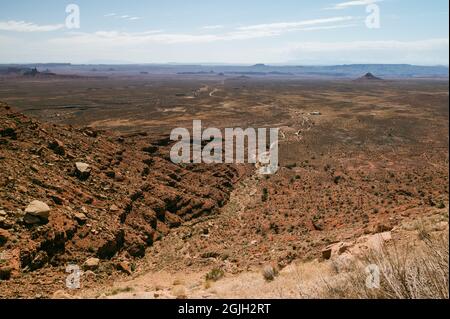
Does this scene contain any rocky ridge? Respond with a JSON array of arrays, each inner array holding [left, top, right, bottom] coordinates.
[[0, 101, 249, 297]]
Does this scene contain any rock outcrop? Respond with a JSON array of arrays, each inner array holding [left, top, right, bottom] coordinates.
[[0, 101, 249, 296]]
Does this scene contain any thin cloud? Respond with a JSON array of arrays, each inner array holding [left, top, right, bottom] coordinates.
[[50, 18, 359, 46], [94, 16, 357, 41], [201, 25, 224, 30], [326, 0, 382, 10], [0, 20, 64, 32], [104, 13, 142, 21], [300, 23, 358, 31], [237, 16, 356, 33]]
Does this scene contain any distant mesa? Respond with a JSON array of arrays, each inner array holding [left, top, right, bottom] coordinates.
[[358, 72, 383, 81], [253, 63, 267, 67], [23, 67, 58, 77]]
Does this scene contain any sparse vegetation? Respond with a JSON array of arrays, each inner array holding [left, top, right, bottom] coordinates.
[[262, 265, 279, 282], [285, 163, 297, 169], [206, 267, 225, 282], [437, 201, 446, 209], [107, 286, 134, 296], [310, 233, 449, 299], [262, 188, 269, 202]]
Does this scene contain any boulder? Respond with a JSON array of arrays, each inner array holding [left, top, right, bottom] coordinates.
[[75, 162, 91, 180], [25, 200, 51, 221], [322, 242, 352, 260], [83, 257, 100, 271]]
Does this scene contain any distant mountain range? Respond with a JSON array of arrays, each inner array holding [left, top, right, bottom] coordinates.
[[0, 63, 448, 79]]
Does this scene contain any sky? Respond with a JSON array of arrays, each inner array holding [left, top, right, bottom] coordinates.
[[0, 0, 448, 65]]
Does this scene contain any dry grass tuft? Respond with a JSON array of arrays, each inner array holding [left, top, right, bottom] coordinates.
[[262, 265, 279, 282], [205, 267, 225, 282], [314, 233, 449, 299]]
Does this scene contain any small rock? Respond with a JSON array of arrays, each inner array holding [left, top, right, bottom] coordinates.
[[0, 127, 16, 139], [25, 200, 51, 220], [48, 139, 65, 156], [321, 247, 332, 260], [109, 204, 119, 212], [0, 210, 6, 216], [115, 173, 125, 182], [105, 171, 116, 179], [30, 251, 49, 270], [24, 214, 41, 225], [83, 257, 100, 270], [74, 212, 87, 224], [0, 266, 12, 280], [51, 195, 64, 205], [312, 220, 324, 231], [0, 217, 13, 229], [0, 229, 11, 246], [75, 162, 91, 180], [433, 221, 449, 232], [17, 185, 28, 193], [116, 261, 132, 275]]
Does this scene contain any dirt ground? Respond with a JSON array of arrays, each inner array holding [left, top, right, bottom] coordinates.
[[0, 76, 448, 298]]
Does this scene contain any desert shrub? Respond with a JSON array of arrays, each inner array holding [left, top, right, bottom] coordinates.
[[262, 188, 269, 202], [262, 265, 279, 282], [107, 286, 134, 296], [437, 201, 446, 209], [205, 267, 224, 282], [415, 220, 431, 241], [285, 163, 297, 169], [317, 233, 449, 299]]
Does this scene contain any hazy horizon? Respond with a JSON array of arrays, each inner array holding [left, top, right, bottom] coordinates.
[[1, 62, 449, 67]]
